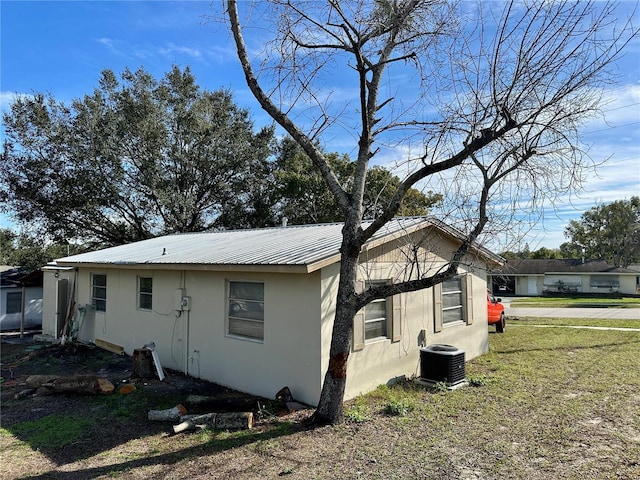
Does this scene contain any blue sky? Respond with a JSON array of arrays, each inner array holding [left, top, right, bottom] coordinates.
[[1, 1, 639, 250]]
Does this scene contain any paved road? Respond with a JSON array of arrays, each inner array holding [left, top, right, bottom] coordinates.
[[501, 297, 640, 320]]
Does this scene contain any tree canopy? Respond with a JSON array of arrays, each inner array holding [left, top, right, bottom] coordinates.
[[0, 228, 84, 272], [273, 138, 442, 225], [563, 197, 640, 267], [1, 66, 275, 246]]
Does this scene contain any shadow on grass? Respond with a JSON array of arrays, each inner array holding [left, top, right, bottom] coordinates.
[[18, 419, 315, 480]]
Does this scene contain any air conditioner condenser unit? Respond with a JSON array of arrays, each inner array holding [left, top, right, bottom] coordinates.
[[419, 344, 466, 388]]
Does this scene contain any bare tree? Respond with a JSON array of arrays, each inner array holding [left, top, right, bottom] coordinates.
[[225, 0, 637, 424]]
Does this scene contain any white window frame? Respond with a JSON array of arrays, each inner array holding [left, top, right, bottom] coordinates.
[[442, 276, 464, 325], [363, 281, 389, 341], [353, 279, 402, 351], [91, 273, 107, 312], [137, 276, 153, 310], [434, 274, 473, 332], [226, 280, 264, 342]]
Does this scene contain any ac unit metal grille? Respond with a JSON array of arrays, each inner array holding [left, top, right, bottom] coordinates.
[[420, 344, 465, 386]]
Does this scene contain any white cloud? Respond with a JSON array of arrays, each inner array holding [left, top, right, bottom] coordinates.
[[159, 43, 202, 59]]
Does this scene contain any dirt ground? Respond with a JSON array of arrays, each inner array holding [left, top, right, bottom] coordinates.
[[1, 338, 268, 425], [1, 337, 315, 478]]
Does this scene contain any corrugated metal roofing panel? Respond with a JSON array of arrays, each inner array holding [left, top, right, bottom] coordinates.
[[54, 217, 500, 271]]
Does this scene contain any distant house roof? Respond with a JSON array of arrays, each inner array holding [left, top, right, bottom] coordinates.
[[52, 217, 502, 274], [0, 267, 44, 288], [492, 259, 638, 276]]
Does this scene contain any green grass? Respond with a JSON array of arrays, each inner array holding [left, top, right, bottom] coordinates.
[[10, 413, 92, 449], [508, 316, 640, 328], [338, 320, 640, 478], [509, 296, 640, 308]]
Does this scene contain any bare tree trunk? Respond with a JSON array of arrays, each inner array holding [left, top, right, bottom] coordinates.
[[313, 226, 361, 424]]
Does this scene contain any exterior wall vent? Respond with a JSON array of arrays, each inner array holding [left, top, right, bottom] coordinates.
[[419, 344, 466, 387]]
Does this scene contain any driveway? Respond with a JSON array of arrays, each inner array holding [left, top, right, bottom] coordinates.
[[502, 297, 640, 320]]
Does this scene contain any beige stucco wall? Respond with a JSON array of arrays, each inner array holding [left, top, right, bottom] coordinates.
[[66, 267, 323, 406], [341, 266, 490, 401], [319, 234, 491, 402]]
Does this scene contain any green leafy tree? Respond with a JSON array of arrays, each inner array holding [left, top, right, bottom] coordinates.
[[274, 138, 442, 224], [228, 0, 636, 424], [0, 228, 84, 271], [1, 66, 275, 246], [530, 247, 563, 260], [564, 197, 640, 267]]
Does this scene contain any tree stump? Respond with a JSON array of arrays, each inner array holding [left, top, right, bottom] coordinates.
[[132, 348, 156, 379]]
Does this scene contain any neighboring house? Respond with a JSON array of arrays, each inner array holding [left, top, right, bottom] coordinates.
[[42, 218, 502, 406], [489, 259, 640, 296], [0, 266, 43, 331]]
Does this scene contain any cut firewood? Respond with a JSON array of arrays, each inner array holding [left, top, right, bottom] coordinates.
[[25, 375, 114, 395], [173, 411, 253, 434], [148, 404, 187, 422], [185, 394, 257, 411], [13, 388, 36, 399]]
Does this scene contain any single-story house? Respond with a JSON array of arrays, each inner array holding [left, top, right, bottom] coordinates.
[[42, 217, 503, 406], [0, 266, 43, 331], [489, 259, 640, 296]]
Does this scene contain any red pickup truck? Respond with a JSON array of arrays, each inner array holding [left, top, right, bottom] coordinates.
[[487, 290, 505, 333]]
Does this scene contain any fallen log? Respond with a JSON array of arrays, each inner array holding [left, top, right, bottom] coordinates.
[[185, 394, 257, 411], [25, 375, 114, 395], [148, 404, 187, 422], [173, 411, 253, 434], [14, 388, 36, 399]]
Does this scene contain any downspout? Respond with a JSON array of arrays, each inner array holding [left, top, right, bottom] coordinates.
[[184, 309, 190, 375], [19, 283, 26, 339], [181, 270, 189, 376], [54, 272, 60, 340]]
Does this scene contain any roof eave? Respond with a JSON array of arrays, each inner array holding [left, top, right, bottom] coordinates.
[[54, 261, 312, 274]]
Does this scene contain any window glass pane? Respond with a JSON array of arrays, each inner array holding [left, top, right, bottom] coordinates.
[[6, 292, 22, 314], [93, 286, 106, 299], [228, 282, 264, 340], [229, 318, 264, 339], [442, 276, 463, 324], [442, 291, 462, 309], [138, 277, 152, 310], [365, 300, 385, 321], [443, 277, 462, 292], [92, 274, 107, 312], [139, 295, 152, 310], [443, 307, 463, 323], [365, 320, 386, 339], [139, 277, 153, 293], [230, 282, 263, 302]]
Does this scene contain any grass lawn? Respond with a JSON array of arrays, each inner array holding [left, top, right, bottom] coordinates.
[[2, 322, 639, 479], [508, 317, 640, 329], [509, 296, 640, 308]]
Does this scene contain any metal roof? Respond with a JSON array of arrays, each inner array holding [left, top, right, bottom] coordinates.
[[491, 259, 638, 275], [53, 217, 501, 273]]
